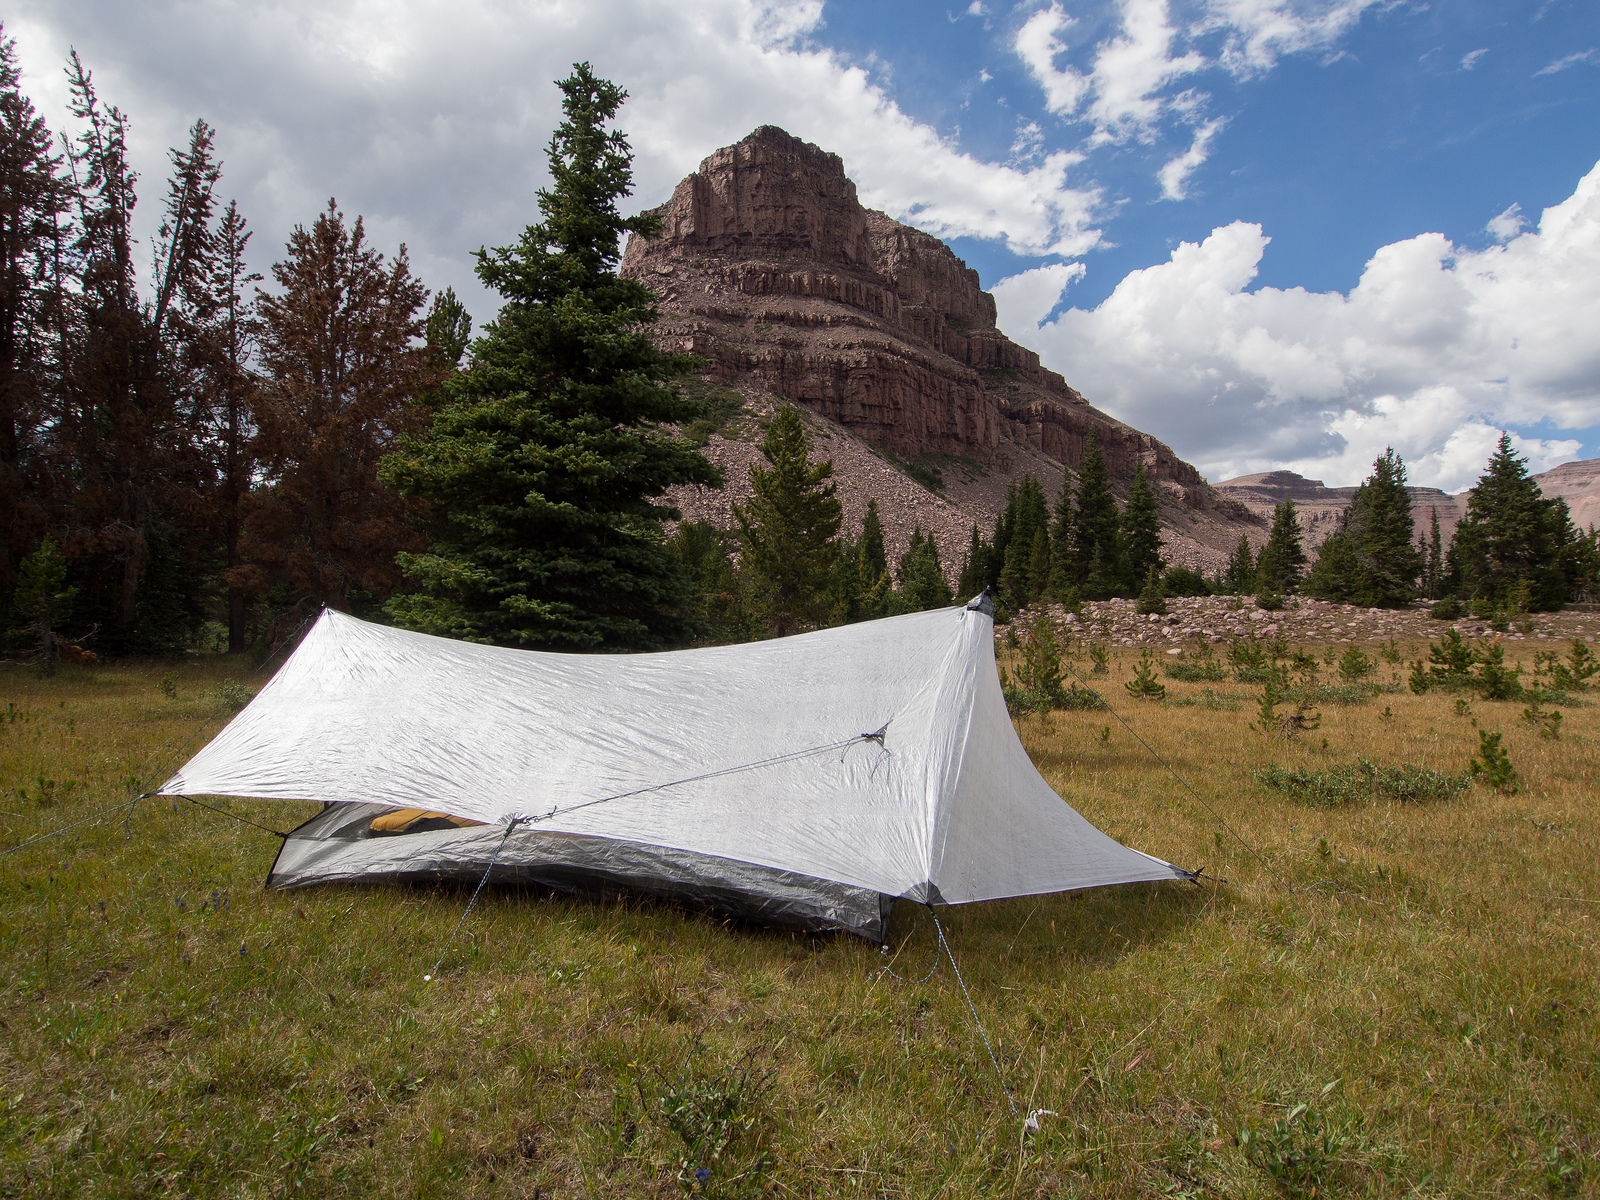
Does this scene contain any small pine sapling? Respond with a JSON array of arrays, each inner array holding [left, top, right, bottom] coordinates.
[[1124, 650, 1166, 701], [1426, 629, 1477, 687], [1135, 566, 1167, 615], [1472, 643, 1523, 701], [1088, 642, 1110, 676], [1467, 730, 1517, 793], [1408, 659, 1430, 695], [1521, 701, 1562, 740], [1553, 639, 1598, 691], [1338, 645, 1375, 683], [1251, 679, 1281, 733]]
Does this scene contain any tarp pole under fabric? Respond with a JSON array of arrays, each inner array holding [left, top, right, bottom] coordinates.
[[158, 599, 1193, 940]]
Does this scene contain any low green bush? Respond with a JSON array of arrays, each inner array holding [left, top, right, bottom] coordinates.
[[1255, 759, 1469, 807]]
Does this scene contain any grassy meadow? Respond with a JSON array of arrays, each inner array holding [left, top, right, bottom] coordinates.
[[0, 633, 1596, 1198]]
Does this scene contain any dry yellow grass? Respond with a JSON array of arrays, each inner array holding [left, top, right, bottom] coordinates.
[[0, 634, 1595, 1198]]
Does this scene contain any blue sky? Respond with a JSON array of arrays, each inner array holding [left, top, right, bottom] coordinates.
[[9, 0, 1599, 489], [820, 1, 1600, 304]]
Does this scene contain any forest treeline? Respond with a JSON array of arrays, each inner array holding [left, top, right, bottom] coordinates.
[[3, 45, 1597, 669], [0, 34, 467, 656]]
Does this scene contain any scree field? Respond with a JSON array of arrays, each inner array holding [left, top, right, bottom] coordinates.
[[0, 621, 1596, 1199]]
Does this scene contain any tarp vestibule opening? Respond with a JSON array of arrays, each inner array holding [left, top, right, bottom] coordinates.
[[159, 598, 1193, 942]]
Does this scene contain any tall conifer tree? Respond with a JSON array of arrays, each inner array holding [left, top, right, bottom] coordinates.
[[1070, 429, 1121, 599], [0, 30, 71, 602], [956, 523, 989, 601], [1221, 534, 1256, 594], [1255, 496, 1307, 594], [382, 65, 721, 648], [859, 497, 887, 581], [1449, 433, 1577, 610], [240, 201, 434, 615], [1119, 463, 1163, 591], [1304, 448, 1422, 607], [733, 403, 841, 636]]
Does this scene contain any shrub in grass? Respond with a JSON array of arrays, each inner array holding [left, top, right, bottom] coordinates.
[[1168, 689, 1244, 711], [1255, 759, 1469, 806], [1240, 1102, 1350, 1197], [1229, 635, 1275, 683], [1302, 683, 1377, 706], [217, 680, 256, 713], [1430, 596, 1463, 619], [643, 1046, 774, 1200], [1059, 684, 1108, 710], [1550, 640, 1599, 692], [1001, 616, 1081, 716], [1412, 628, 1476, 693], [1164, 641, 1226, 681], [1087, 642, 1110, 676]]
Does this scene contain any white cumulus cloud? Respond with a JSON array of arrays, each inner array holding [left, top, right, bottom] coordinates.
[[1016, 0, 1205, 142], [1005, 160, 1600, 490], [1202, 0, 1382, 76], [992, 261, 1087, 331], [1157, 116, 1225, 199], [6, 0, 1106, 318]]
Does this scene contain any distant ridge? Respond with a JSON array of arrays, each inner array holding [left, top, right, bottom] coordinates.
[[1213, 458, 1600, 546]]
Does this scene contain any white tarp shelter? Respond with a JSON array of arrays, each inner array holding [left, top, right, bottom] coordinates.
[[158, 599, 1191, 940]]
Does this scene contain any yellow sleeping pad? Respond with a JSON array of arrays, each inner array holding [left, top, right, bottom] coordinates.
[[368, 808, 486, 835]]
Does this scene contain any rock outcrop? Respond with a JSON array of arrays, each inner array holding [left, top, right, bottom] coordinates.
[[1532, 459, 1600, 532], [620, 127, 1259, 569]]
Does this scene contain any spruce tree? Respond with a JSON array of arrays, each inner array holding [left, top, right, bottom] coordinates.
[[1070, 429, 1121, 599], [423, 286, 473, 373], [1255, 497, 1307, 594], [1119, 462, 1163, 591], [1449, 433, 1576, 610], [0, 30, 71, 604], [859, 497, 887, 581], [1047, 470, 1075, 601], [895, 529, 953, 613], [733, 404, 841, 636], [1424, 507, 1443, 600], [664, 519, 741, 642], [381, 64, 721, 648], [956, 523, 989, 601], [194, 200, 261, 652], [1304, 448, 1422, 608], [1222, 534, 1256, 594]]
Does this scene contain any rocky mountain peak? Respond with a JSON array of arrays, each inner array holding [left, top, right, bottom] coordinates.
[[622, 126, 1261, 570], [649, 126, 874, 267]]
